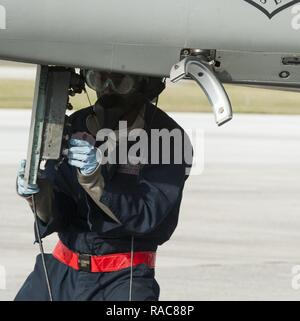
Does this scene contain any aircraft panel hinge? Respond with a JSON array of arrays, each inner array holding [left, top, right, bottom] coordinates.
[[170, 56, 233, 126]]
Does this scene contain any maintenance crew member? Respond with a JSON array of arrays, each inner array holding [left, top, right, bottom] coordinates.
[[15, 71, 192, 301]]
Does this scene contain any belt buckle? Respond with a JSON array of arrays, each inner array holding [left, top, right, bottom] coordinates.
[[78, 253, 91, 272]]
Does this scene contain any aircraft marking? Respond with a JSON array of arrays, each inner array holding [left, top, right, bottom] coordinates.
[[244, 0, 300, 19]]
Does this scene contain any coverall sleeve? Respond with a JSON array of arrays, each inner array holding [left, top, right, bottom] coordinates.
[[99, 162, 188, 235], [24, 177, 55, 224], [76, 165, 121, 224], [22, 176, 73, 239]]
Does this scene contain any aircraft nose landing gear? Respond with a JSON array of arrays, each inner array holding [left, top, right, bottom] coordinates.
[[170, 53, 233, 126]]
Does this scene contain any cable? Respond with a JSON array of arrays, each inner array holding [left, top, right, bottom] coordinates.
[[84, 87, 92, 106], [129, 236, 134, 301], [31, 194, 53, 301]]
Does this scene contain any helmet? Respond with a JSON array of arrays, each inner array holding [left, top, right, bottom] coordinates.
[[83, 69, 165, 101]]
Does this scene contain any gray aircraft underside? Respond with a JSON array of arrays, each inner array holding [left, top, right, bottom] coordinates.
[[1, 0, 300, 188], [0, 0, 300, 89]]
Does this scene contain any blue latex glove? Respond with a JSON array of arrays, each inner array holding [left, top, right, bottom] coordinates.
[[17, 159, 39, 196], [67, 138, 101, 176]]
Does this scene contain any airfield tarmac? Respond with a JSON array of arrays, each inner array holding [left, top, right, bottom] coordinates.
[[0, 109, 300, 301]]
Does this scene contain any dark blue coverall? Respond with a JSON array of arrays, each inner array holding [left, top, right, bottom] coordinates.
[[15, 101, 192, 301]]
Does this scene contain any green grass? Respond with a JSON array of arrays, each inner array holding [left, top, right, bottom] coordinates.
[[160, 81, 300, 114], [1, 79, 300, 114], [0, 80, 35, 109], [0, 80, 98, 109]]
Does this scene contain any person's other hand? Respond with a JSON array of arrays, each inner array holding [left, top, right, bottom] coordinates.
[[17, 159, 40, 197]]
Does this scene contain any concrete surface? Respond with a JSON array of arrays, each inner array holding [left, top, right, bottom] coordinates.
[[0, 110, 300, 301]]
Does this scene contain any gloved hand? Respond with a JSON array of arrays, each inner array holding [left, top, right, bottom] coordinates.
[[17, 159, 40, 197], [67, 133, 101, 176]]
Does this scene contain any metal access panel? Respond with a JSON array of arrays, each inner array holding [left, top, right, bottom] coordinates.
[[24, 66, 71, 187], [42, 69, 71, 159], [215, 51, 300, 90]]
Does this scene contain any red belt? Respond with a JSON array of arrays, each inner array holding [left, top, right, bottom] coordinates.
[[52, 240, 156, 273]]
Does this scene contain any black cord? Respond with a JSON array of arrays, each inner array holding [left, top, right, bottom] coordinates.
[[31, 194, 53, 301], [84, 87, 92, 106]]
